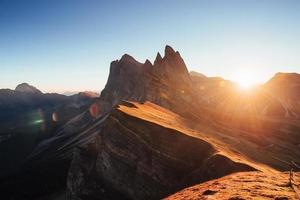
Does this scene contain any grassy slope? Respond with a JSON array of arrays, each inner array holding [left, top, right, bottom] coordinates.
[[118, 101, 275, 173], [165, 171, 300, 200]]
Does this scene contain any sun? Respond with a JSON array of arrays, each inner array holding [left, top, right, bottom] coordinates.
[[233, 68, 259, 90], [237, 78, 255, 89]]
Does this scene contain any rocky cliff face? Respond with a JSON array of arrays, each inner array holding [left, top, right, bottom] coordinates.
[[66, 102, 255, 200], [98, 46, 204, 121], [99, 45, 300, 126]]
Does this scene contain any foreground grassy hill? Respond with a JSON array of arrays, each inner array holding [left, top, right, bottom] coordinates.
[[165, 171, 300, 200]]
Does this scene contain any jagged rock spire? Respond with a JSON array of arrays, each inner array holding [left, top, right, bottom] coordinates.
[[154, 52, 163, 65], [164, 45, 176, 57], [144, 59, 152, 66], [119, 54, 139, 64], [144, 59, 153, 71]]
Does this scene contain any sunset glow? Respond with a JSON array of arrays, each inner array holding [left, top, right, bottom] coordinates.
[[233, 69, 260, 90]]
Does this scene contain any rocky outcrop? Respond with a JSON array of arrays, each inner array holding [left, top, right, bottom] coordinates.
[[97, 45, 205, 121]]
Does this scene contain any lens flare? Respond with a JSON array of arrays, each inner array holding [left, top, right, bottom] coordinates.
[[52, 112, 58, 122], [89, 103, 100, 118], [31, 109, 46, 131], [33, 119, 43, 124]]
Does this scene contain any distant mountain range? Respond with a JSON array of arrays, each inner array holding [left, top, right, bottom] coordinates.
[[62, 91, 99, 96], [0, 46, 299, 200], [0, 83, 97, 179]]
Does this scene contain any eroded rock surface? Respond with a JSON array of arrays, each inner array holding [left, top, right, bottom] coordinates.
[[66, 102, 256, 200]]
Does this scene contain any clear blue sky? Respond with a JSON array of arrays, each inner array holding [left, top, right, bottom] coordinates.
[[0, 0, 299, 93]]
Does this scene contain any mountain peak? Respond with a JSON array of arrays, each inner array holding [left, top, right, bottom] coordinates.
[[154, 52, 163, 65], [15, 83, 42, 94], [273, 72, 300, 79], [78, 91, 99, 98], [164, 45, 176, 57], [266, 72, 300, 86], [119, 54, 138, 63], [144, 59, 152, 65]]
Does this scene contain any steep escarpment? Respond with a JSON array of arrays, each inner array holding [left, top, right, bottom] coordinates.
[[66, 102, 256, 200]]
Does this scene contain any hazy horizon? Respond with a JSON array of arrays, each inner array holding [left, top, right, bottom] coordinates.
[[1, 0, 300, 93]]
